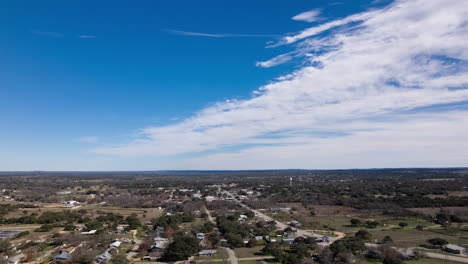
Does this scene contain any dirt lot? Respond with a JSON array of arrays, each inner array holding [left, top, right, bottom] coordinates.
[[409, 207, 468, 217], [278, 203, 364, 216]]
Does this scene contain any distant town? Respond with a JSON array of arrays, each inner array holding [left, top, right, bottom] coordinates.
[[0, 169, 466, 264]]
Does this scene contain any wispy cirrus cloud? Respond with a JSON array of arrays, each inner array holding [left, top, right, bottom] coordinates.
[[292, 9, 323, 23], [166, 29, 280, 38], [78, 35, 96, 39], [94, 0, 468, 169]]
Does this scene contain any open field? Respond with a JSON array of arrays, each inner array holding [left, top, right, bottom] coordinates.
[[368, 228, 468, 248], [193, 248, 229, 261], [362, 257, 466, 263], [234, 246, 269, 258]]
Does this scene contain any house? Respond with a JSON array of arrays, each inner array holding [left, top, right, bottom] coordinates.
[[96, 251, 112, 263], [283, 238, 295, 244], [116, 226, 126, 234], [110, 241, 122, 248], [270, 207, 292, 212], [155, 226, 165, 233], [198, 250, 217, 256], [290, 220, 301, 227], [255, 236, 264, 241], [205, 196, 216, 202], [81, 230, 97, 235], [149, 241, 168, 252], [196, 233, 206, 240], [142, 252, 162, 261], [53, 252, 71, 262], [238, 215, 248, 221], [154, 237, 168, 242], [445, 244, 466, 254]]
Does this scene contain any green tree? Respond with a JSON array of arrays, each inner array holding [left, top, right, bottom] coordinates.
[[350, 219, 362, 227], [382, 235, 393, 244], [427, 238, 448, 248], [162, 234, 200, 261], [355, 230, 373, 241], [0, 240, 10, 254], [398, 222, 408, 229]]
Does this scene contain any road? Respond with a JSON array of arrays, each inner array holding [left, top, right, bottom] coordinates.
[[203, 206, 216, 224], [224, 247, 238, 264], [222, 190, 340, 246], [423, 251, 468, 263], [127, 230, 143, 261], [366, 243, 468, 264]]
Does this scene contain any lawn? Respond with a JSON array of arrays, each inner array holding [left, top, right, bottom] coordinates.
[[238, 260, 281, 264], [193, 248, 228, 261], [362, 257, 466, 264], [234, 246, 269, 258], [368, 228, 468, 248]]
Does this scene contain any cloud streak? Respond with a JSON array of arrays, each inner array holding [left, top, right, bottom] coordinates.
[[95, 0, 468, 169], [78, 35, 96, 39], [292, 9, 323, 23], [167, 29, 281, 38]]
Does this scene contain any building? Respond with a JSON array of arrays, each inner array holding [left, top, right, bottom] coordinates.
[[290, 220, 301, 227], [149, 241, 168, 252], [198, 250, 217, 256], [270, 207, 292, 212], [81, 230, 97, 235], [445, 244, 466, 254], [53, 252, 71, 262], [154, 237, 168, 242], [110, 241, 122, 248], [96, 251, 112, 263], [205, 196, 216, 202], [196, 233, 206, 240]]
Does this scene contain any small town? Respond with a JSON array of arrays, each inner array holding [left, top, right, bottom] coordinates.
[[0, 170, 468, 264]]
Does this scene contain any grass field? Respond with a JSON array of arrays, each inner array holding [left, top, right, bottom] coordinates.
[[193, 248, 229, 261], [362, 257, 466, 263], [234, 246, 269, 258], [368, 228, 468, 248], [238, 260, 281, 264]]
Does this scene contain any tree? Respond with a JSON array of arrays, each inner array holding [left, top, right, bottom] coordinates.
[[382, 236, 393, 244], [162, 234, 200, 261], [247, 237, 257, 248], [226, 233, 244, 248], [398, 222, 408, 229], [207, 233, 220, 248], [427, 238, 448, 248], [350, 219, 362, 227], [355, 230, 373, 241], [110, 254, 129, 264], [164, 226, 174, 238], [125, 214, 141, 230], [381, 245, 404, 264], [0, 240, 10, 254]]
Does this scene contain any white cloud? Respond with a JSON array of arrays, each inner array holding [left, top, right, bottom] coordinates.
[[167, 29, 280, 38], [94, 0, 468, 169], [292, 9, 323, 23], [78, 35, 96, 39], [79, 136, 99, 143]]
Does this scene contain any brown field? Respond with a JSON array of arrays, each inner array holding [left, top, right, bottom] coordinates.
[[409, 207, 468, 217], [278, 203, 363, 217]]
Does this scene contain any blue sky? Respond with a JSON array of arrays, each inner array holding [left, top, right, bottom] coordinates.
[[1, 0, 467, 170]]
